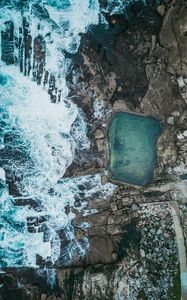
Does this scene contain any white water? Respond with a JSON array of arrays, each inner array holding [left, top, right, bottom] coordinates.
[[0, 0, 116, 269]]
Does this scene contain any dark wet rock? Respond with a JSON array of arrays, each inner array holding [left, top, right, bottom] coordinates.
[[68, 0, 163, 112], [85, 236, 116, 264], [1, 21, 15, 65], [0, 283, 40, 300], [142, 190, 164, 198], [32, 4, 50, 20], [33, 35, 46, 84]]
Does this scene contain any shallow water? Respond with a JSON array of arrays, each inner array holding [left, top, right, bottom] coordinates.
[[108, 112, 162, 186]]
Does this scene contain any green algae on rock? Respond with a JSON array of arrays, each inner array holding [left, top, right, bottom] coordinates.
[[108, 112, 162, 186]]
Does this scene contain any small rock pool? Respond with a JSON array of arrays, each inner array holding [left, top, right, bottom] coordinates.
[[108, 112, 162, 186]]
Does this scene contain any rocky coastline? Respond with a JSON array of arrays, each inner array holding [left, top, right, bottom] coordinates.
[[0, 0, 187, 299]]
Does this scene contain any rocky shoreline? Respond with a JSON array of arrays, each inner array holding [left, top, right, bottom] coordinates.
[[0, 0, 187, 299]]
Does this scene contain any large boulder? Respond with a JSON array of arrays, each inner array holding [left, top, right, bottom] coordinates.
[[160, 2, 187, 77], [140, 63, 185, 119]]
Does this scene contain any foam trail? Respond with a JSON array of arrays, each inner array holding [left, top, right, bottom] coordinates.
[[102, 0, 160, 14], [0, 0, 117, 270]]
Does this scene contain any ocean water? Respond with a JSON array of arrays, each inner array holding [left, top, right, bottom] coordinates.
[[101, 0, 161, 15], [0, 0, 159, 274], [0, 0, 117, 271]]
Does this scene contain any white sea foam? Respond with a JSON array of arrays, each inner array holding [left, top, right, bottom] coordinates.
[[0, 0, 117, 269], [93, 99, 112, 120], [0, 168, 5, 181], [0, 66, 116, 266], [102, 0, 149, 15]]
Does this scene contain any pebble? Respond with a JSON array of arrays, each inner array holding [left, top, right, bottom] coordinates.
[[183, 130, 187, 137], [171, 110, 180, 117], [95, 129, 104, 139], [107, 215, 115, 225], [157, 229, 162, 235], [110, 202, 118, 211], [112, 252, 118, 261], [140, 249, 145, 258], [156, 4, 165, 16], [177, 76, 186, 88], [113, 100, 129, 111], [167, 116, 174, 125]]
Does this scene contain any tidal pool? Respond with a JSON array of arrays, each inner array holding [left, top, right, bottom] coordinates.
[[108, 112, 162, 186]]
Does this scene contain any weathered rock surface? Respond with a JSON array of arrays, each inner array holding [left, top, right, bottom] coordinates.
[[140, 61, 185, 119], [54, 204, 177, 300], [160, 0, 187, 77]]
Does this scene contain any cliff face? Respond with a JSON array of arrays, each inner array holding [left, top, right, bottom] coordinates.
[[0, 1, 187, 300]]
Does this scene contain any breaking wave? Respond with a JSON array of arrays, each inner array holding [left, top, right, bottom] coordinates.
[[0, 0, 116, 269]]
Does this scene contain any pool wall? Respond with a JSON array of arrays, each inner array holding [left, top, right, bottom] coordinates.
[[106, 109, 164, 187]]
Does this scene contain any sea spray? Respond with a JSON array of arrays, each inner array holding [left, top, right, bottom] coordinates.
[[0, 0, 118, 270], [0, 64, 116, 268]]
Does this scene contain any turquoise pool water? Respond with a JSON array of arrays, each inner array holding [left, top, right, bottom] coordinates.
[[108, 112, 162, 186]]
